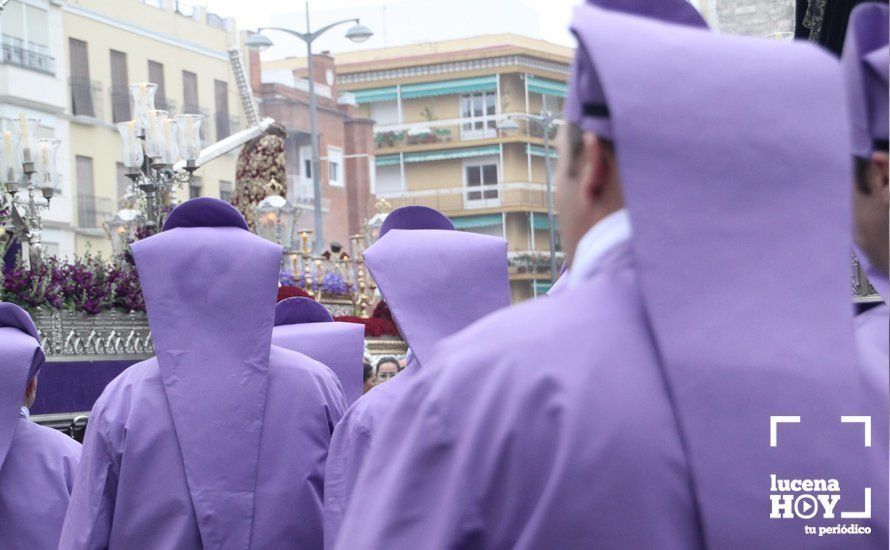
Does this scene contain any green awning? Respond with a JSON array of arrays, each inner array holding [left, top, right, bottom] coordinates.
[[405, 145, 499, 163], [527, 144, 558, 159], [375, 154, 401, 166], [375, 146, 499, 166], [532, 214, 559, 230], [533, 281, 553, 294], [451, 213, 503, 229], [353, 86, 398, 104], [401, 76, 497, 99], [527, 76, 567, 98]]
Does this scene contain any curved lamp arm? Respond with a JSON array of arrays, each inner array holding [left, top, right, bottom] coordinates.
[[259, 18, 359, 44]]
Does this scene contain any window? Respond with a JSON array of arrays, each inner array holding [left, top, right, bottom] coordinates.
[[189, 177, 202, 199], [214, 80, 230, 140], [460, 91, 497, 140], [110, 50, 130, 122], [219, 180, 233, 202], [1, 2, 52, 73], [300, 145, 312, 183], [182, 70, 199, 113], [463, 158, 499, 208], [328, 147, 343, 187], [149, 61, 168, 111], [374, 164, 402, 196], [69, 38, 95, 117], [76, 156, 96, 228]]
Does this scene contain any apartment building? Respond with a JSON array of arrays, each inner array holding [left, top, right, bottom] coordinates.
[[63, 0, 245, 255], [267, 34, 572, 301], [0, 0, 73, 257]]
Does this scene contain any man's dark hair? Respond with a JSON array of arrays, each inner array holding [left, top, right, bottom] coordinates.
[[363, 361, 374, 383], [566, 123, 615, 178], [855, 155, 872, 195], [376, 356, 400, 374]]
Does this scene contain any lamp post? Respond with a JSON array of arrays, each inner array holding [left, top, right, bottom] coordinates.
[[500, 112, 560, 283], [247, 1, 372, 255]]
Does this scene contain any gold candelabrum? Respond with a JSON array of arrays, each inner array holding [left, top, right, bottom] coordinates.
[[284, 230, 377, 317]]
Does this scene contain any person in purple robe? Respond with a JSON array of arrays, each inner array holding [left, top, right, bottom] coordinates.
[[323, 205, 510, 549], [272, 296, 363, 405], [59, 198, 347, 549], [841, 3, 889, 396], [0, 303, 80, 549], [333, 3, 887, 549]]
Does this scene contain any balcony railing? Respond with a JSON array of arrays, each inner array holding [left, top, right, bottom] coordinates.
[[286, 176, 332, 212], [109, 85, 132, 123], [379, 182, 551, 214], [508, 250, 565, 276], [156, 96, 178, 115], [372, 112, 561, 150], [1, 37, 55, 75], [77, 194, 113, 229], [70, 78, 103, 119]]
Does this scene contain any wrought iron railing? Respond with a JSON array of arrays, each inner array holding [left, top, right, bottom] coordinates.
[[0, 37, 54, 75], [76, 194, 114, 229], [69, 78, 103, 119]]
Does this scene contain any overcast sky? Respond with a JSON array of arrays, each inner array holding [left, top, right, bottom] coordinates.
[[204, 0, 581, 54]]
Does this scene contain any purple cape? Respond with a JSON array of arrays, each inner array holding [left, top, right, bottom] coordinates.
[[272, 297, 364, 405], [334, 7, 886, 549], [323, 207, 510, 548], [0, 303, 80, 548], [60, 199, 347, 548]]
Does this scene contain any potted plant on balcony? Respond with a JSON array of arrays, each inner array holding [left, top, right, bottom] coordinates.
[[434, 127, 452, 142]]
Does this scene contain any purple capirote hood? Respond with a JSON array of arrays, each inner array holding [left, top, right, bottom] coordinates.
[[131, 198, 282, 549], [272, 298, 365, 405]]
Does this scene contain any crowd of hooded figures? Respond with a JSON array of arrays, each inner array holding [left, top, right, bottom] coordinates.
[[0, 1, 888, 549]]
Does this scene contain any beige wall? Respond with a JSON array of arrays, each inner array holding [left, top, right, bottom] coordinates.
[[64, 0, 243, 255], [404, 159, 462, 190]]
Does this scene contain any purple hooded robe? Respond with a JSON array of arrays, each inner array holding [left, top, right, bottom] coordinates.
[[842, 3, 889, 399], [334, 5, 888, 549], [0, 303, 80, 550], [272, 297, 363, 405], [323, 206, 510, 549], [59, 198, 346, 549]]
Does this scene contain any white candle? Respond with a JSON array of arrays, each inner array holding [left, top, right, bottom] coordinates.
[[18, 113, 30, 162], [128, 121, 137, 165], [39, 141, 50, 185], [3, 132, 13, 181]]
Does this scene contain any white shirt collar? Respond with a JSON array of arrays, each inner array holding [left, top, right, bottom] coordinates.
[[568, 209, 632, 288], [20, 406, 29, 419]]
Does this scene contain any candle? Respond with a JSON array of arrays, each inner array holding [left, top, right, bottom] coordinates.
[[39, 141, 49, 184], [18, 113, 30, 162], [3, 132, 13, 181], [128, 121, 137, 165]]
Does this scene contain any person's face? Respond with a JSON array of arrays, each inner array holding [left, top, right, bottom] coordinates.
[[23, 377, 37, 409], [853, 152, 889, 275], [376, 362, 399, 384], [363, 372, 377, 394]]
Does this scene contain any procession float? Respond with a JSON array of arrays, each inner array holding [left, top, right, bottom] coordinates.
[[0, 49, 405, 439]]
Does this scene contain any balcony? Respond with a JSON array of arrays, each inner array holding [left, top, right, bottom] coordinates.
[[1, 37, 55, 75], [286, 176, 332, 212], [109, 85, 132, 123], [156, 96, 178, 115], [379, 182, 551, 215], [70, 78, 104, 120], [76, 194, 113, 230], [508, 250, 565, 278]]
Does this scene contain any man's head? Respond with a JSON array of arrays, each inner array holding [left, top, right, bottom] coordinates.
[[555, 123, 623, 264], [841, 4, 889, 277], [853, 152, 889, 274], [375, 357, 400, 383], [362, 361, 376, 394]]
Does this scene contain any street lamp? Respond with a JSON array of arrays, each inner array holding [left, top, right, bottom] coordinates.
[[248, 1, 373, 255], [500, 112, 560, 283]]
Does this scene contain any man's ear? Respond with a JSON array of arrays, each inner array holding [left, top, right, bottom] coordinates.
[[579, 133, 611, 201], [870, 151, 889, 206]]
